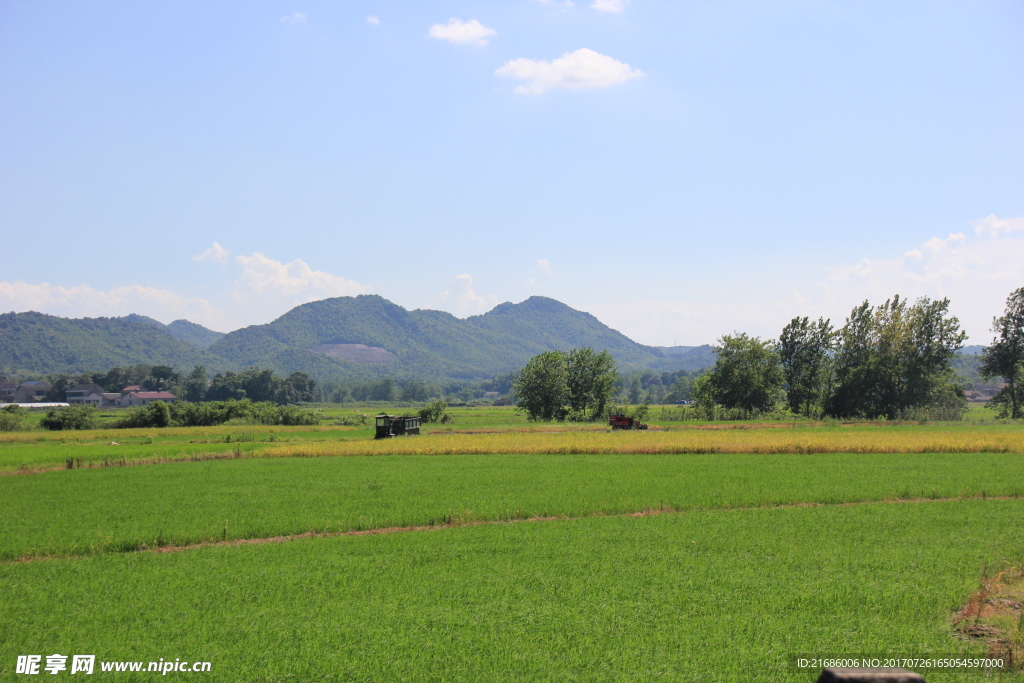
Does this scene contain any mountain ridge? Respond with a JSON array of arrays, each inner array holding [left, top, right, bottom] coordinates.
[[2, 296, 714, 379]]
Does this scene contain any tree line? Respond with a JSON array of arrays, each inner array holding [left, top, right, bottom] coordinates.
[[693, 295, 968, 420], [693, 289, 1024, 421], [509, 288, 1024, 422]]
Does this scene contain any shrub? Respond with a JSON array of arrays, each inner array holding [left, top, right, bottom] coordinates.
[[418, 400, 450, 424], [40, 405, 98, 431], [112, 399, 320, 429], [0, 405, 29, 432]]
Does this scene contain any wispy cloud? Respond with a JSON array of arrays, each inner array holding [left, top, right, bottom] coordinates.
[[366, 15, 380, 26], [496, 48, 644, 94], [591, 0, 628, 13], [537, 258, 553, 276], [973, 213, 1024, 237], [429, 18, 496, 46], [192, 242, 230, 265], [0, 281, 228, 330], [234, 252, 371, 301], [431, 274, 497, 317], [280, 12, 307, 25]]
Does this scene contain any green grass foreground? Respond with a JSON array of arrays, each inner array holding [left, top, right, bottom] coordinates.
[[3, 451, 1024, 560], [2, 500, 1021, 682]]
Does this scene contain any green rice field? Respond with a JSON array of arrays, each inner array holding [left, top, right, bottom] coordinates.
[[2, 414, 1023, 681]]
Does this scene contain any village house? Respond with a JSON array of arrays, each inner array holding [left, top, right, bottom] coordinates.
[[66, 383, 105, 405], [13, 381, 52, 403], [118, 390, 179, 407], [0, 382, 16, 402]]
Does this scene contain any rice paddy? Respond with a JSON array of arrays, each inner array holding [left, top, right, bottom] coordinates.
[[1, 413, 1022, 681]]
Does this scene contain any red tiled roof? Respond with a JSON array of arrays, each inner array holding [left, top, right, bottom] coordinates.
[[128, 392, 177, 400]]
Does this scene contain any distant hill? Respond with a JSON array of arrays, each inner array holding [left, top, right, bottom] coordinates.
[[958, 345, 987, 356], [123, 314, 225, 348], [654, 345, 717, 373], [3, 296, 715, 380], [208, 295, 704, 379], [0, 311, 235, 377]]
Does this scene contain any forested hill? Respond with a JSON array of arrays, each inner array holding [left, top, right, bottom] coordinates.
[[208, 295, 693, 379], [1, 297, 709, 380], [0, 311, 235, 377], [123, 314, 226, 348]]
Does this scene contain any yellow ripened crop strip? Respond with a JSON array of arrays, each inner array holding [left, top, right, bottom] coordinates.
[[260, 429, 1024, 458]]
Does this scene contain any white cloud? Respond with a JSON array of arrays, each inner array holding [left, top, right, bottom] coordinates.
[[431, 274, 498, 317], [495, 48, 644, 94], [280, 12, 307, 24], [428, 18, 496, 46], [0, 281, 229, 330], [591, 0, 628, 13], [538, 258, 553, 276], [366, 15, 380, 26], [974, 213, 1024, 237], [234, 252, 371, 301], [192, 242, 230, 264]]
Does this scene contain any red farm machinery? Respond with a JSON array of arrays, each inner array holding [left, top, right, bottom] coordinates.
[[609, 414, 648, 430]]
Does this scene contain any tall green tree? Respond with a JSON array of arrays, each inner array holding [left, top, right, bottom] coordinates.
[[704, 333, 783, 413], [827, 296, 965, 419], [778, 317, 835, 417], [513, 351, 568, 421], [513, 347, 618, 422], [565, 347, 618, 421], [980, 287, 1024, 418], [181, 365, 209, 403]]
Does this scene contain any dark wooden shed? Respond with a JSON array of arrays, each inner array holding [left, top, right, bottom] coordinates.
[[374, 414, 421, 439]]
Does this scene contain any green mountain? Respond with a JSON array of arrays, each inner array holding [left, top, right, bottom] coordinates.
[[208, 295, 698, 379], [0, 311, 235, 377], [2, 296, 713, 380], [123, 314, 225, 348]]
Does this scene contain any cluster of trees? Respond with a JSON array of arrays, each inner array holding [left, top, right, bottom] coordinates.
[[513, 348, 617, 421], [36, 399, 320, 430], [615, 369, 701, 405], [319, 373, 515, 404], [697, 295, 970, 420], [114, 399, 319, 429], [193, 367, 316, 404]]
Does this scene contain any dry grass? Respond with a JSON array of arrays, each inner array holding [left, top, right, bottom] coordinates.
[[261, 427, 1024, 458], [954, 564, 1024, 669]]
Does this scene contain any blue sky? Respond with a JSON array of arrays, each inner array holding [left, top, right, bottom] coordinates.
[[1, 1, 1022, 345]]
